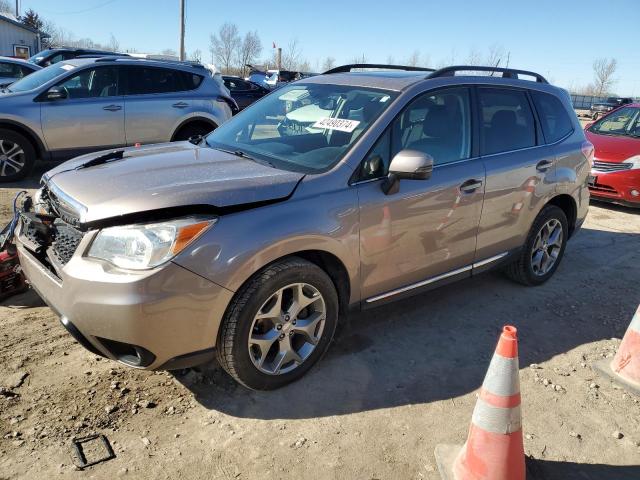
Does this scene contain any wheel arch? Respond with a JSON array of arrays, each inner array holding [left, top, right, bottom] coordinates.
[[547, 194, 577, 237], [0, 120, 46, 159], [170, 117, 218, 141]]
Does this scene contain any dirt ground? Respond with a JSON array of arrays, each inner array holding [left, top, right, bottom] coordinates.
[[1, 170, 640, 479]]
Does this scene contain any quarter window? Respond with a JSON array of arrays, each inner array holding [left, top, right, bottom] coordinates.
[[479, 88, 536, 155], [531, 91, 573, 143]]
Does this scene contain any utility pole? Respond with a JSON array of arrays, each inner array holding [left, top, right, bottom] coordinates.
[[15, 0, 19, 17], [179, 0, 185, 61]]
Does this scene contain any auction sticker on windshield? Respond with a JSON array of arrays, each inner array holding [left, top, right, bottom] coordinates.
[[312, 118, 360, 133]]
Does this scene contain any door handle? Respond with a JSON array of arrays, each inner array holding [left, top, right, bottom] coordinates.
[[460, 179, 483, 194], [172, 102, 189, 109], [103, 104, 122, 112], [536, 159, 554, 172]]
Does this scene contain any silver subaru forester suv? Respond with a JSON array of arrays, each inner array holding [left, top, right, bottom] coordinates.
[[10, 64, 591, 390], [0, 57, 234, 181]]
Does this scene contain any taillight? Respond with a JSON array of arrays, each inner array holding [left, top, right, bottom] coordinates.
[[581, 140, 594, 167]]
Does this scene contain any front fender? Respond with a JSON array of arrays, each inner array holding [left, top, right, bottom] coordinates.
[[172, 180, 361, 304]]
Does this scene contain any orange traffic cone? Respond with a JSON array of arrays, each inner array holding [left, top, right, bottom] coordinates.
[[595, 305, 640, 396], [435, 325, 525, 480]]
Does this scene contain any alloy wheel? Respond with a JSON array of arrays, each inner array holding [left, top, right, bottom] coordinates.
[[0, 139, 25, 177], [248, 283, 326, 375], [530, 218, 563, 276]]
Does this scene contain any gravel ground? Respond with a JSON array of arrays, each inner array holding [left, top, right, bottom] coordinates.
[[1, 179, 639, 479]]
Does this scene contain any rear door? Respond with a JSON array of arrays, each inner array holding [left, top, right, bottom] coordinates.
[[475, 87, 557, 263], [40, 65, 125, 158], [123, 66, 204, 145]]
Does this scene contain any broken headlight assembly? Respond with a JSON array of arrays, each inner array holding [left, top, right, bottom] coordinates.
[[87, 217, 217, 270]]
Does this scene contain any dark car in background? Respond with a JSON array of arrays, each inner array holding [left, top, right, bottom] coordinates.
[[222, 75, 270, 111], [590, 97, 634, 120], [28, 48, 127, 67]]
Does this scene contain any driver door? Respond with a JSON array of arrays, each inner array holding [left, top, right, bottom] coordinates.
[[356, 87, 485, 303], [40, 66, 125, 159]]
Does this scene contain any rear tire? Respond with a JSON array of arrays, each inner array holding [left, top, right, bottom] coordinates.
[[504, 205, 568, 286], [0, 129, 36, 182], [216, 257, 339, 390]]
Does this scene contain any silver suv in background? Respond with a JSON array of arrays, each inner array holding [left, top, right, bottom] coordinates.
[[11, 64, 590, 390], [0, 57, 235, 181]]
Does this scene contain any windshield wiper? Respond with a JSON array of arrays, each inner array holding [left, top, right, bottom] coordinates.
[[213, 146, 275, 168], [76, 149, 125, 170]]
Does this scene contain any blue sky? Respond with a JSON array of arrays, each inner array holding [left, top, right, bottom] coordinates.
[[20, 0, 640, 95]]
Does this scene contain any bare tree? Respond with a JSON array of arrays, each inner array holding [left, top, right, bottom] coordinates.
[[209, 23, 240, 73], [386, 55, 395, 65], [321, 56, 336, 72], [237, 31, 262, 77], [593, 57, 617, 96], [107, 33, 120, 52], [281, 38, 302, 70], [466, 48, 482, 66], [406, 50, 421, 67], [486, 44, 506, 68], [0, 0, 12, 14], [190, 49, 202, 63], [350, 53, 367, 64]]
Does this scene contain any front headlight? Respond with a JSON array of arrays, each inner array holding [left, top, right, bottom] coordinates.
[[88, 217, 216, 270], [623, 155, 640, 170]]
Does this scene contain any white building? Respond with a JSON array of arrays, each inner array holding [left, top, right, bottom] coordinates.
[[0, 13, 40, 59]]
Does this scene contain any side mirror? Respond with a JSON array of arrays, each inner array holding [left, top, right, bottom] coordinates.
[[46, 86, 67, 101], [382, 150, 434, 195]]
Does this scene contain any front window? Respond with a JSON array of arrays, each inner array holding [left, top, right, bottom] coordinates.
[[205, 83, 397, 173], [589, 107, 640, 138], [7, 63, 79, 93]]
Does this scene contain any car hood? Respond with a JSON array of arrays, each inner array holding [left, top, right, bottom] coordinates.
[[585, 130, 640, 162], [43, 142, 304, 224]]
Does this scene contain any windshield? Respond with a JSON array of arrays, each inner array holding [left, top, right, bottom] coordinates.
[[589, 106, 640, 138], [205, 83, 397, 173], [28, 49, 51, 62], [7, 63, 76, 93]]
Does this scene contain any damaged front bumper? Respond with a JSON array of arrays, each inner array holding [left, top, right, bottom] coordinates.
[[14, 203, 234, 370]]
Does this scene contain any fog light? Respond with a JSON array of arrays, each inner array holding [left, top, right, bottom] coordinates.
[[631, 189, 640, 197]]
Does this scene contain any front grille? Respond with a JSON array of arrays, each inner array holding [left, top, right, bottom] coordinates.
[[50, 219, 84, 266], [592, 160, 632, 173], [589, 183, 618, 194]]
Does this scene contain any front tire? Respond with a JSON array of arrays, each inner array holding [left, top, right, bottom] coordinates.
[[0, 129, 36, 182], [504, 205, 568, 286], [216, 257, 339, 390]]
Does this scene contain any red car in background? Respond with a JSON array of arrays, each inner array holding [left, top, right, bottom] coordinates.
[[585, 104, 640, 208]]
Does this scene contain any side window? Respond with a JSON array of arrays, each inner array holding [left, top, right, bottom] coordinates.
[[392, 88, 471, 165], [127, 67, 186, 95], [479, 88, 536, 155], [19, 66, 34, 78], [531, 91, 573, 143], [354, 88, 472, 182], [0, 62, 22, 78], [56, 67, 119, 99]]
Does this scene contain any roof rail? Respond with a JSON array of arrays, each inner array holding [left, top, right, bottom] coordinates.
[[427, 65, 548, 83], [324, 64, 436, 74], [94, 55, 133, 62], [94, 56, 206, 69]]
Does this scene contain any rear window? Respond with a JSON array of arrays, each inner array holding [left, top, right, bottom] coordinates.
[[126, 67, 203, 95], [478, 88, 536, 155], [531, 91, 574, 143]]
